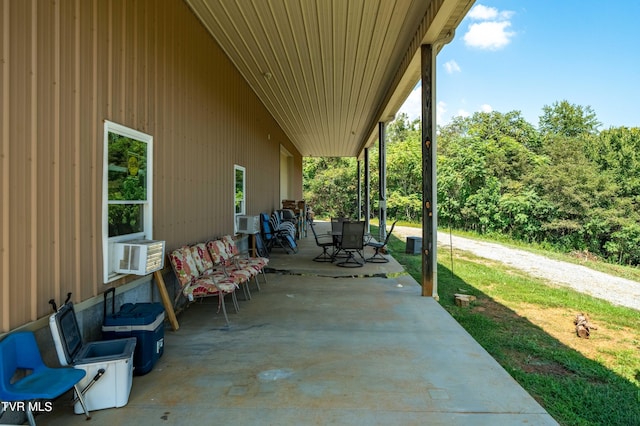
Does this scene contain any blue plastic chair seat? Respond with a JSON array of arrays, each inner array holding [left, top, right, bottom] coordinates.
[[6, 367, 86, 400], [0, 331, 89, 424]]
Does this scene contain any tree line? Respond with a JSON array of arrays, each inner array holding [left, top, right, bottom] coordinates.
[[303, 100, 640, 266]]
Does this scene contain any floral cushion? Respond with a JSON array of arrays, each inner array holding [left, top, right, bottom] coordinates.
[[227, 266, 254, 282], [169, 246, 200, 288], [169, 242, 241, 319], [171, 235, 269, 305], [221, 235, 269, 270], [184, 275, 237, 297], [203, 239, 252, 283], [221, 235, 239, 256], [206, 239, 229, 265], [237, 258, 266, 274], [190, 243, 214, 274]]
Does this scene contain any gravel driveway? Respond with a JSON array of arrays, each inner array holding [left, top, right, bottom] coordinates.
[[390, 225, 640, 311]]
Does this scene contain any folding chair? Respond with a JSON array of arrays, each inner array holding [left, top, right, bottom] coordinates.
[[270, 212, 299, 253], [260, 213, 297, 254]]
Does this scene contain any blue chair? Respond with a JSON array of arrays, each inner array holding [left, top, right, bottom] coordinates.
[[260, 212, 297, 254], [0, 331, 90, 425]]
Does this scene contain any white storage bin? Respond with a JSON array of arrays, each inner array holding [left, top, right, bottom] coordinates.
[[49, 302, 136, 413]]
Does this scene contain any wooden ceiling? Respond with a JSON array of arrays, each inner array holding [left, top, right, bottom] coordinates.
[[185, 0, 474, 158]]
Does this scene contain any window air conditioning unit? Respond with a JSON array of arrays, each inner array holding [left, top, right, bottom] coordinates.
[[113, 239, 165, 275], [236, 215, 261, 234]]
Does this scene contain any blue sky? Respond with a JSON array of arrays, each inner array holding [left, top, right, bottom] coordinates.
[[399, 1, 640, 130]]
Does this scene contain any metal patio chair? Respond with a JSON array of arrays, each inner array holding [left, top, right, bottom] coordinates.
[[336, 220, 366, 267], [310, 222, 336, 262], [365, 220, 399, 263], [330, 217, 349, 260]]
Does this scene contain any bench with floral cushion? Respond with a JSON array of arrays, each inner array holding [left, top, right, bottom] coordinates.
[[168, 235, 268, 326], [169, 244, 239, 326], [207, 235, 268, 297]]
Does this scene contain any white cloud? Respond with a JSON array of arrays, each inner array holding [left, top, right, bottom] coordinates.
[[463, 4, 516, 50], [398, 84, 421, 120], [480, 104, 493, 113], [444, 60, 461, 74], [468, 4, 498, 20], [468, 4, 514, 21], [464, 21, 515, 50]]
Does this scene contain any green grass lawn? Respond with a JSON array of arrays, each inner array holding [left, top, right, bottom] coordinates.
[[378, 225, 640, 426]]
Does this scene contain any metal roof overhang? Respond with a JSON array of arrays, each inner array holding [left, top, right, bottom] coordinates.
[[185, 0, 475, 159]]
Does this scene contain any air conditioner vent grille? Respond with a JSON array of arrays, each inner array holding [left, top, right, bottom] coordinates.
[[236, 215, 260, 234], [113, 239, 165, 275]]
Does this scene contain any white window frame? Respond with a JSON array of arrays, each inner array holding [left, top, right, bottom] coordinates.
[[102, 120, 153, 283], [234, 164, 246, 233]]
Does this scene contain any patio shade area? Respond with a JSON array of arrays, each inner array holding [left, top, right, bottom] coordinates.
[[43, 222, 557, 425]]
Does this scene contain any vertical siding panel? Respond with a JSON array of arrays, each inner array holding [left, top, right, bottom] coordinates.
[[165, 3, 175, 244], [29, 0, 38, 319], [180, 8, 193, 239], [161, 3, 172, 243], [184, 30, 194, 233], [173, 2, 183, 239], [111, 0, 121, 122], [115, 0, 126, 124], [161, 5, 173, 244], [8, 0, 32, 327], [158, 4, 171, 242], [106, 0, 113, 119], [192, 35, 206, 235], [1, 0, 10, 331], [217, 40, 228, 230], [35, 0, 54, 314], [151, 4, 165, 241], [72, 0, 82, 299], [95, 0, 109, 283], [78, 0, 97, 299], [90, 0, 100, 290], [58, 0, 76, 301], [167, 3, 177, 243], [129, 0, 137, 126], [158, 2, 175, 242], [52, 0, 61, 310], [135, 0, 147, 131], [173, 7, 184, 233]]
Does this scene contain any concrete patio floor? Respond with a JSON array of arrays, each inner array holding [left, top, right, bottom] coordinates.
[[42, 221, 557, 425]]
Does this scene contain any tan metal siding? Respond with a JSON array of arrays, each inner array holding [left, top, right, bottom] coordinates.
[[7, 0, 38, 324], [0, 0, 300, 332], [35, 0, 59, 316], [1, 0, 8, 329]]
